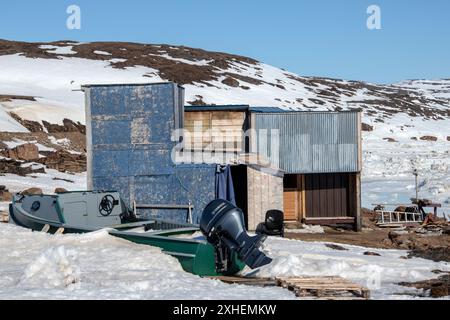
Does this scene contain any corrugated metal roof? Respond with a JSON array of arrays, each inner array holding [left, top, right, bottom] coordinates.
[[253, 112, 360, 174], [249, 106, 287, 113]]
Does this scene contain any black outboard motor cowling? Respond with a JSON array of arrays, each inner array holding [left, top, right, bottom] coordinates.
[[200, 199, 272, 273]]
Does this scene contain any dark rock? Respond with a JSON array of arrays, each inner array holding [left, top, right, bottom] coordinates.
[[325, 243, 348, 251], [42, 120, 64, 133], [411, 137, 418, 141], [431, 269, 450, 274], [36, 150, 86, 173], [408, 247, 450, 262], [0, 158, 45, 176], [361, 123, 373, 132], [54, 188, 68, 193], [221, 77, 240, 87], [0, 94, 35, 102], [363, 251, 381, 256], [21, 187, 43, 196], [187, 96, 208, 106], [420, 135, 438, 142], [447, 136, 450, 142], [42, 119, 86, 134], [383, 137, 398, 142], [399, 274, 450, 298], [0, 185, 5, 191], [63, 119, 86, 134]]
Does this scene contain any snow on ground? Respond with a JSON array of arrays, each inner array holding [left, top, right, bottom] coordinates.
[[252, 237, 450, 299], [0, 224, 293, 300], [93, 50, 112, 56], [0, 157, 449, 299], [0, 102, 28, 132], [39, 45, 77, 55], [0, 222, 448, 299], [361, 116, 450, 215]]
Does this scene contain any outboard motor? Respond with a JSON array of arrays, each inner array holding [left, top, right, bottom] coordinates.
[[200, 199, 272, 273]]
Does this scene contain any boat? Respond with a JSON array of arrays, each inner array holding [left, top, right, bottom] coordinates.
[[8, 190, 246, 276]]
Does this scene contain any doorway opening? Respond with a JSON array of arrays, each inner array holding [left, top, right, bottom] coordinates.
[[230, 165, 248, 228]]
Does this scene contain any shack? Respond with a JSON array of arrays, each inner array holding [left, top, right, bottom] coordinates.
[[184, 105, 362, 230], [83, 82, 362, 231]]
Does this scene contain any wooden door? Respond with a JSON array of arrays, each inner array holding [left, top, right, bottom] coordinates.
[[283, 189, 299, 221], [304, 173, 350, 217]]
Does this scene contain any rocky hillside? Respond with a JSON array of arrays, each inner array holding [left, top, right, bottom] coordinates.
[[1, 39, 449, 124], [0, 40, 449, 208]]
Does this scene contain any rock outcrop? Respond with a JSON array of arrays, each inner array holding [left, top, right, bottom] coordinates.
[[2, 143, 39, 161], [0, 158, 45, 176], [42, 119, 86, 134], [36, 150, 86, 173], [8, 112, 44, 132]]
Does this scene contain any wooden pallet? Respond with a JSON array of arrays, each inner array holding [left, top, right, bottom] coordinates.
[[277, 276, 370, 299], [208, 275, 370, 300]]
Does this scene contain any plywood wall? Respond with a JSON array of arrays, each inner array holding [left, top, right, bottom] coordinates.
[[184, 111, 246, 152], [247, 166, 283, 230]]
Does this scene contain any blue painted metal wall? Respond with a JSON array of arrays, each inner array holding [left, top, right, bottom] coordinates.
[[84, 83, 215, 223]]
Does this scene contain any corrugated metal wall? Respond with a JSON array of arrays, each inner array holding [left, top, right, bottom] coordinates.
[[85, 83, 215, 223], [253, 112, 360, 174]]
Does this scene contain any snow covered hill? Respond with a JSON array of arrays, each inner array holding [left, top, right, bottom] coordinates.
[[0, 40, 449, 210]]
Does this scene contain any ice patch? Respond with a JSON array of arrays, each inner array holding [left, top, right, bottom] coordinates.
[[39, 45, 76, 55], [19, 246, 80, 289], [94, 50, 112, 56]]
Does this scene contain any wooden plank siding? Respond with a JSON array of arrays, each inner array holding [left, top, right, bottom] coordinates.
[[184, 111, 246, 152], [305, 173, 350, 218], [283, 175, 305, 221], [305, 173, 356, 218], [284, 173, 358, 224], [283, 190, 299, 221], [247, 166, 284, 231]]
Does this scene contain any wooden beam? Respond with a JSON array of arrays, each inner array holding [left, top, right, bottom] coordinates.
[[304, 217, 356, 225], [301, 174, 306, 221]]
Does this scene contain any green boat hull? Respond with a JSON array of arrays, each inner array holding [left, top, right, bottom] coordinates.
[[9, 194, 246, 277], [111, 230, 244, 276]]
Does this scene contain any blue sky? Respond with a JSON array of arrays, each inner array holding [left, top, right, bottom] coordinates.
[[1, 0, 449, 84]]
